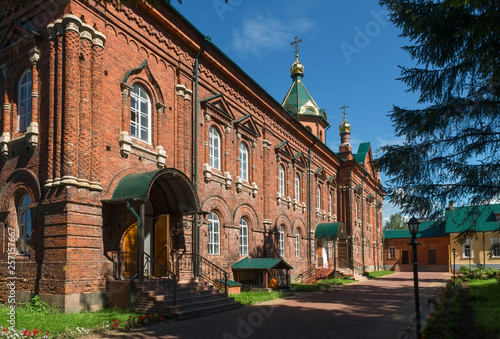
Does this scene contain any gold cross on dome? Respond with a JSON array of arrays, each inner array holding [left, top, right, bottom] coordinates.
[[340, 102, 349, 119], [291, 36, 303, 59]]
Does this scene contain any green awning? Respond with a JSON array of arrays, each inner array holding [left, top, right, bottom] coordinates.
[[106, 168, 200, 214], [315, 222, 347, 240], [232, 258, 293, 271]]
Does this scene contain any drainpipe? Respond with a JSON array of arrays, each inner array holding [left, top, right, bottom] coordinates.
[[126, 201, 141, 311], [361, 173, 368, 273], [348, 164, 354, 268], [308, 137, 319, 266], [376, 190, 379, 271], [383, 232, 386, 271], [193, 36, 212, 192]]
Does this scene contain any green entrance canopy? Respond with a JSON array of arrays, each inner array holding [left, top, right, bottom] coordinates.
[[106, 168, 200, 214], [232, 258, 293, 271], [315, 222, 347, 240]]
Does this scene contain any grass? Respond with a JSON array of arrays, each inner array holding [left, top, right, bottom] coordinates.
[[230, 291, 293, 305], [317, 277, 356, 285], [0, 300, 164, 338], [469, 278, 500, 335], [365, 271, 394, 279]]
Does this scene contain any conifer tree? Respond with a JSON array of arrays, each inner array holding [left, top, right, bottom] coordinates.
[[377, 0, 500, 229]]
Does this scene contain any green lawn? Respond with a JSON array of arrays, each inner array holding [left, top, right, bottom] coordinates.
[[469, 279, 500, 335], [0, 302, 162, 338], [229, 291, 293, 305], [366, 271, 394, 279]]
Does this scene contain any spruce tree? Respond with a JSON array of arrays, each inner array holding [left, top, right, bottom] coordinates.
[[377, 0, 500, 233]]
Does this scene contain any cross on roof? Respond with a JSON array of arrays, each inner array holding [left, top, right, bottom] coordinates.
[[340, 102, 349, 119], [291, 36, 302, 59]]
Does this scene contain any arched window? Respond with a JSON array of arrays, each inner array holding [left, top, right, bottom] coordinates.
[[317, 185, 321, 210], [208, 212, 220, 255], [130, 83, 151, 143], [279, 226, 285, 257], [17, 194, 32, 254], [328, 192, 332, 215], [239, 143, 248, 181], [209, 126, 221, 170], [295, 229, 300, 257], [278, 165, 285, 196], [239, 218, 248, 256], [18, 69, 32, 132], [295, 173, 300, 201]]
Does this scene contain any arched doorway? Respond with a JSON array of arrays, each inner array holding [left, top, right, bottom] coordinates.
[[105, 168, 201, 279]]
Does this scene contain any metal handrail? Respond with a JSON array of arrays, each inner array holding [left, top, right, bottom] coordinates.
[[178, 253, 229, 297]]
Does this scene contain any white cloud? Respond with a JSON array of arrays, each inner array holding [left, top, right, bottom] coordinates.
[[231, 13, 316, 58]]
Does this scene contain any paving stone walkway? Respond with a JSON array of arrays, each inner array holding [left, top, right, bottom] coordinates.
[[91, 272, 451, 339]]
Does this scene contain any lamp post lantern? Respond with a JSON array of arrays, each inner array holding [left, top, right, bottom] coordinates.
[[407, 216, 422, 339]]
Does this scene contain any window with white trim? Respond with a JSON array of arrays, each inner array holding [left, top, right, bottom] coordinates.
[[295, 229, 300, 257], [317, 185, 321, 210], [295, 173, 300, 202], [491, 238, 500, 258], [463, 240, 473, 258], [17, 194, 32, 255], [130, 84, 151, 142], [239, 143, 248, 181], [389, 246, 395, 259], [278, 165, 285, 196], [208, 212, 220, 255], [18, 69, 32, 132], [239, 218, 248, 256], [328, 192, 332, 215], [209, 126, 221, 170], [279, 226, 285, 257]]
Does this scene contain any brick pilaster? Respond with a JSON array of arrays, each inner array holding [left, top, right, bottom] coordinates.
[[89, 31, 105, 191], [61, 14, 81, 186], [54, 19, 64, 186], [45, 24, 57, 187]]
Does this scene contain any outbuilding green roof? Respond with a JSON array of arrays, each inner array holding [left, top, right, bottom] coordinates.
[[232, 258, 293, 271], [445, 204, 500, 233], [383, 221, 446, 239]]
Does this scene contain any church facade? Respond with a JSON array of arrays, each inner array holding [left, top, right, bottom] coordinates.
[[0, 0, 384, 312]]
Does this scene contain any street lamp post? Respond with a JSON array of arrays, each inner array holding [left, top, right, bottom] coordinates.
[[452, 248, 456, 286], [407, 216, 422, 339]]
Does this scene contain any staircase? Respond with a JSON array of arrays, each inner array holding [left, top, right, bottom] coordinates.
[[296, 258, 368, 284], [112, 251, 240, 319], [133, 277, 240, 319]]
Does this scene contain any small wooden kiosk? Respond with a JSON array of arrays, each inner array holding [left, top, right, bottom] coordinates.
[[232, 258, 293, 288]]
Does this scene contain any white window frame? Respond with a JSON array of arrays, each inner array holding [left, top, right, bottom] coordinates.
[[209, 126, 221, 170], [328, 192, 332, 215], [239, 142, 248, 181], [130, 83, 151, 143], [463, 240, 473, 258], [17, 194, 32, 255], [208, 212, 220, 255], [278, 165, 285, 196], [317, 185, 321, 210], [389, 246, 396, 259], [295, 229, 300, 257], [294, 173, 300, 202], [491, 238, 500, 258], [239, 218, 248, 256], [279, 226, 285, 257], [18, 69, 32, 132]]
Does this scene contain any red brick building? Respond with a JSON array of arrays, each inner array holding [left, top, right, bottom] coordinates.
[[0, 0, 384, 312]]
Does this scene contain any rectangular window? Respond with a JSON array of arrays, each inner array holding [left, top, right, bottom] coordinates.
[[491, 238, 500, 258], [389, 246, 396, 259], [463, 240, 473, 258]]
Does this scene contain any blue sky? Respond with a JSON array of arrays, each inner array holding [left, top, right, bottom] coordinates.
[[171, 0, 420, 223]]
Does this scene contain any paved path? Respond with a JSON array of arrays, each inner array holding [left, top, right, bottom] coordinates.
[[93, 272, 451, 339]]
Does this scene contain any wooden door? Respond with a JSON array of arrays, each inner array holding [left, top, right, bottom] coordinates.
[[123, 223, 137, 278], [402, 250, 410, 264], [316, 240, 323, 266], [154, 215, 169, 276], [428, 249, 437, 265]]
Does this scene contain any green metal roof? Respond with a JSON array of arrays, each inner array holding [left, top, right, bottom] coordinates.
[[383, 221, 446, 239], [354, 142, 371, 164], [445, 204, 500, 233], [107, 168, 200, 213], [315, 222, 347, 240], [232, 258, 293, 270], [281, 72, 327, 122]]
